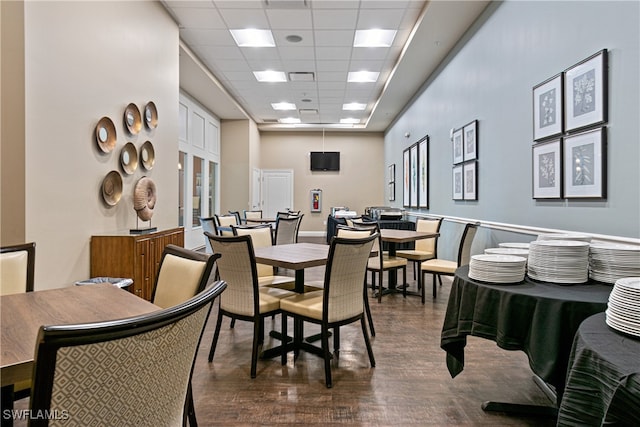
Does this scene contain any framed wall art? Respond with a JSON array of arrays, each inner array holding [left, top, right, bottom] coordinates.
[[564, 49, 608, 132], [532, 139, 562, 199], [410, 143, 418, 207], [463, 120, 477, 161], [452, 127, 463, 164], [403, 149, 410, 207], [389, 182, 395, 201], [563, 127, 606, 198], [452, 165, 463, 200], [388, 163, 395, 201], [418, 136, 429, 208], [463, 161, 477, 200], [533, 73, 563, 141], [388, 163, 395, 184]]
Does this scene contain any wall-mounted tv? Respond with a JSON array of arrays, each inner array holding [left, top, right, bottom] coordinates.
[[310, 151, 340, 171]]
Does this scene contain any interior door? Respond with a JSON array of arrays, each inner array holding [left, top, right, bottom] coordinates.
[[251, 168, 262, 210], [261, 170, 293, 218]]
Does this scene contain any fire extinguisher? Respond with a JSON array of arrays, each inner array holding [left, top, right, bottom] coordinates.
[[311, 189, 322, 212]]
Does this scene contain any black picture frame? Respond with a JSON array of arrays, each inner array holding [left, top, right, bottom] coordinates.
[[564, 49, 608, 133], [463, 120, 478, 161], [533, 73, 563, 141], [563, 127, 607, 199], [532, 138, 563, 199]]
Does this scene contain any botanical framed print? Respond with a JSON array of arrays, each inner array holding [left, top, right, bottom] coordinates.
[[452, 165, 463, 200], [564, 49, 608, 132], [410, 143, 418, 207], [533, 73, 563, 141], [389, 182, 395, 201], [403, 148, 410, 207], [532, 139, 562, 199], [452, 128, 464, 164], [463, 161, 477, 200], [388, 164, 395, 184], [463, 120, 477, 161], [563, 127, 606, 198], [418, 136, 429, 208]]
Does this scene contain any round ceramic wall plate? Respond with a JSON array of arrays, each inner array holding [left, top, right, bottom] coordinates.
[[124, 103, 142, 135], [120, 142, 138, 175], [144, 101, 158, 130], [101, 170, 123, 206], [95, 117, 117, 153], [140, 141, 155, 170]]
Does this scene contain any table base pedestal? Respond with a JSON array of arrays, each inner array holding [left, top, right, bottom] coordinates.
[[481, 401, 557, 418]]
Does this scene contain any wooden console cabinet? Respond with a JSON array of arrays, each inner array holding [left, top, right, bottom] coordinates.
[[90, 227, 184, 301]]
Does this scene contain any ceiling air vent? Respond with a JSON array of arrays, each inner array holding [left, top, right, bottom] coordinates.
[[264, 0, 309, 9], [288, 72, 315, 82], [262, 119, 279, 123]]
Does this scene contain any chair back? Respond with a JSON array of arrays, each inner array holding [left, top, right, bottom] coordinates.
[[274, 214, 303, 245], [232, 224, 274, 278], [29, 280, 227, 427], [415, 218, 443, 254], [243, 210, 263, 220], [0, 242, 35, 295], [228, 211, 242, 224], [151, 245, 219, 309], [206, 233, 260, 317], [322, 234, 377, 323], [214, 214, 238, 236], [457, 223, 479, 267], [199, 216, 216, 252]]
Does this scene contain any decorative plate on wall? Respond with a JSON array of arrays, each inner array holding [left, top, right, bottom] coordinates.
[[95, 117, 117, 153], [123, 103, 142, 135], [101, 170, 123, 206], [144, 101, 158, 130], [120, 142, 138, 175], [140, 141, 155, 170]]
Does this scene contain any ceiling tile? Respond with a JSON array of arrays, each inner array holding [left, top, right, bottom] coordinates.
[[315, 46, 352, 61], [266, 9, 313, 29], [314, 30, 354, 47], [312, 9, 358, 30], [171, 7, 225, 29], [180, 29, 235, 46], [218, 8, 269, 28], [278, 46, 316, 60], [272, 29, 314, 46], [356, 8, 405, 29]]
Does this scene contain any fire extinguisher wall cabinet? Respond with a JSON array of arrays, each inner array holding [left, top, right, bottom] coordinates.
[[310, 189, 322, 212]]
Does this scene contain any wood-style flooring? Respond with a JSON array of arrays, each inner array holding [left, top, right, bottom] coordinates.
[[12, 238, 557, 426]]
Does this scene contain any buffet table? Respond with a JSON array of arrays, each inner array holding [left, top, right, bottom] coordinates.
[[441, 266, 612, 410], [557, 312, 640, 426], [326, 215, 415, 250]]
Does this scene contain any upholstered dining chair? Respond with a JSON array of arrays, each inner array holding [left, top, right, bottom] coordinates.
[[274, 214, 303, 245], [395, 218, 443, 297], [420, 222, 478, 299], [206, 234, 297, 378], [29, 280, 226, 427], [243, 210, 263, 221], [199, 216, 216, 253], [0, 242, 36, 406], [279, 233, 377, 388], [228, 210, 243, 225], [214, 214, 239, 236], [351, 221, 407, 303]]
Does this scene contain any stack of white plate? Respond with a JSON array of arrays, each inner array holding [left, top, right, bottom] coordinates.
[[606, 277, 640, 337], [485, 247, 530, 258], [499, 242, 531, 249], [589, 243, 640, 284], [537, 233, 592, 243], [527, 240, 590, 284], [468, 254, 527, 284]]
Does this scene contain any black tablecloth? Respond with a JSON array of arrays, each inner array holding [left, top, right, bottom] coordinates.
[[557, 312, 640, 426], [326, 216, 415, 250], [441, 266, 611, 398]]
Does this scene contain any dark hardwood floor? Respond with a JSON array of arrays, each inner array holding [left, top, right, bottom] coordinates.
[[12, 237, 557, 426]]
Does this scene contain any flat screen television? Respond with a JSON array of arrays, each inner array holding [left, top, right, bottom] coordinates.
[[310, 151, 340, 171]]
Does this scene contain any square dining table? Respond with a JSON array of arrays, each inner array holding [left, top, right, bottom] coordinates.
[[1, 283, 159, 424]]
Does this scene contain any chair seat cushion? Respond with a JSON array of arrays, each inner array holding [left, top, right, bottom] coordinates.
[[421, 259, 457, 274], [280, 290, 324, 320], [258, 287, 297, 313], [258, 275, 294, 287], [368, 255, 407, 270], [395, 249, 435, 261]]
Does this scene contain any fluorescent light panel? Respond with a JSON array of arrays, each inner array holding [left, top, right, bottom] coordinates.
[[340, 118, 361, 124], [354, 29, 397, 47], [347, 71, 379, 83], [229, 29, 275, 47], [254, 70, 287, 82], [343, 102, 366, 111], [271, 102, 297, 110], [278, 117, 301, 124]]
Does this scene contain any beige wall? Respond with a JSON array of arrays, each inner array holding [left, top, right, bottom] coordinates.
[[24, 1, 179, 290], [220, 119, 251, 213], [1, 0, 26, 245], [259, 131, 385, 233]]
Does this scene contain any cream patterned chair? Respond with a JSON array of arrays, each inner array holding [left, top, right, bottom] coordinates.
[[420, 222, 478, 299], [206, 234, 297, 378], [29, 281, 227, 427], [274, 214, 303, 245], [279, 233, 377, 388], [243, 210, 263, 222], [214, 214, 238, 236]]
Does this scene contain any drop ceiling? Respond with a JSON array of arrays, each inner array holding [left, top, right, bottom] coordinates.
[[162, 0, 490, 132]]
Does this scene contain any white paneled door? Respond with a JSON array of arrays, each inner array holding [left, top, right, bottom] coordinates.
[[261, 170, 293, 218], [251, 168, 262, 211]]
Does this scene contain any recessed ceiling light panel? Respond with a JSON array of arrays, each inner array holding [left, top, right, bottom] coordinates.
[[340, 118, 361, 124], [271, 102, 297, 110], [278, 117, 301, 124], [343, 102, 366, 111], [347, 71, 379, 83], [353, 29, 397, 47], [254, 70, 287, 82], [230, 29, 275, 47]]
